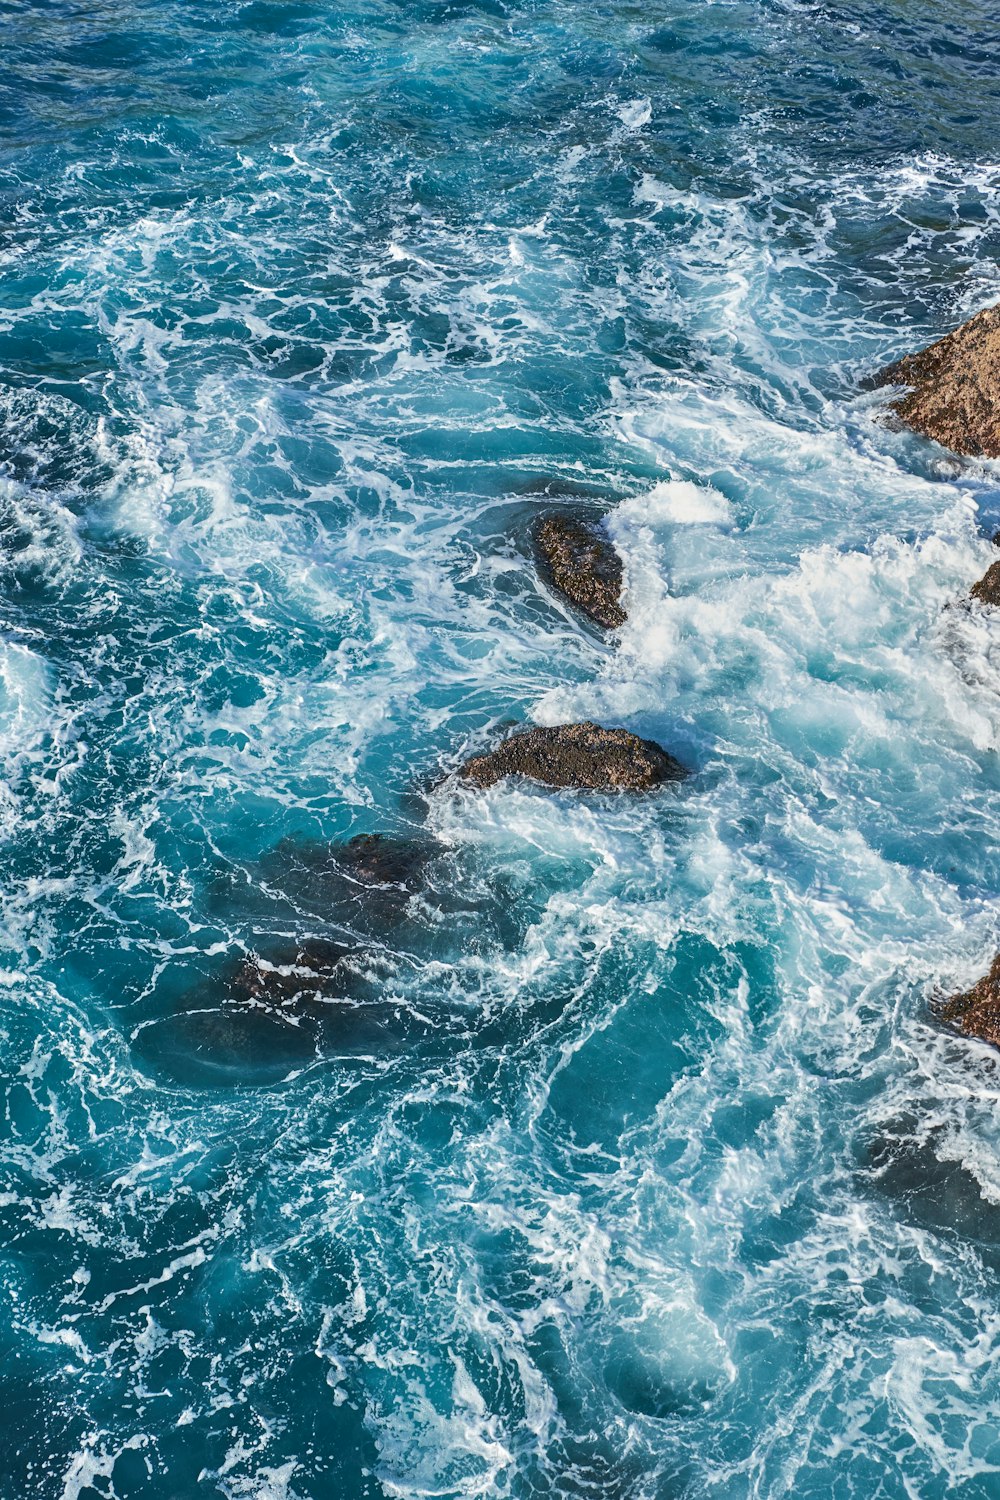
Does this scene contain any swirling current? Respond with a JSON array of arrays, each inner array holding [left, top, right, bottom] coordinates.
[[2, 1, 1000, 1495]]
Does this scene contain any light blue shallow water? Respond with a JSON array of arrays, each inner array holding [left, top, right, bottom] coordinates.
[[2, 1, 1000, 1495]]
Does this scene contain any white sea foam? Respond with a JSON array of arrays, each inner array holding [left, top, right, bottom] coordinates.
[[3, 20, 1000, 1499]]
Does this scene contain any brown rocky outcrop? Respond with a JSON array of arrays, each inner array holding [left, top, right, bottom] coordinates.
[[872, 303, 1000, 457], [940, 954, 1000, 1048], [534, 513, 626, 629], [970, 560, 1000, 607], [458, 721, 684, 791]]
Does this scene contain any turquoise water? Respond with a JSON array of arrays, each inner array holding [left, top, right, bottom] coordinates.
[[2, 1, 1000, 1495]]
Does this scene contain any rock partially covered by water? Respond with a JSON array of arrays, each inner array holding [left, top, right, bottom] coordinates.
[[970, 560, 1000, 607], [872, 303, 1000, 457], [231, 937, 353, 1009], [534, 513, 626, 629], [333, 833, 430, 889], [253, 833, 433, 934], [940, 955, 1000, 1048], [459, 721, 684, 791]]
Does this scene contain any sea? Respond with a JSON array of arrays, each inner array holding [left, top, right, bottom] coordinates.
[[1, 1, 1000, 1496]]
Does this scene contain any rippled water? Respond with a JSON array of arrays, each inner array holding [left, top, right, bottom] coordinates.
[[2, 1, 1000, 1496]]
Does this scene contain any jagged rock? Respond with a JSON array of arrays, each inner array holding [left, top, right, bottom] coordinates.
[[534, 513, 626, 629], [940, 954, 1000, 1048], [872, 303, 1000, 457], [458, 721, 684, 791], [970, 560, 1000, 607]]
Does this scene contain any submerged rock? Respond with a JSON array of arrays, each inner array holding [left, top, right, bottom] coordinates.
[[139, 936, 420, 1086], [254, 834, 433, 933], [872, 303, 1000, 457], [333, 833, 430, 889], [534, 513, 626, 629], [150, 1003, 320, 1082], [862, 1117, 1000, 1255], [458, 721, 684, 791], [230, 937, 353, 1010], [940, 955, 1000, 1049], [970, 560, 1000, 607]]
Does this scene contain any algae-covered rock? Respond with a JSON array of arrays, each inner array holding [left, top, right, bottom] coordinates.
[[970, 560, 1000, 607]]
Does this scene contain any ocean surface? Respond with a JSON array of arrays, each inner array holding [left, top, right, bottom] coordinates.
[[2, 1, 1000, 1495]]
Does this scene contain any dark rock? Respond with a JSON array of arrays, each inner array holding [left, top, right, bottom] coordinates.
[[230, 937, 353, 1010], [872, 303, 1000, 457], [862, 1118, 1000, 1256], [940, 954, 1000, 1048], [255, 834, 433, 932], [458, 721, 685, 792], [333, 833, 430, 889], [534, 513, 626, 629], [970, 560, 1000, 607]]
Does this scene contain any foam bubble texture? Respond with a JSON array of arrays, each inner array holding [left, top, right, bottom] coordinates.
[[1, 1, 1000, 1497]]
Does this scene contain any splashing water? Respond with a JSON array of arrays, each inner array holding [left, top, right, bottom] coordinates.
[[2, 1, 1000, 1496]]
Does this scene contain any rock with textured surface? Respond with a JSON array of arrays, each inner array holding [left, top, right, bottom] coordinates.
[[872, 303, 1000, 457], [458, 721, 684, 791], [940, 954, 1000, 1048], [970, 560, 1000, 607], [534, 513, 626, 629]]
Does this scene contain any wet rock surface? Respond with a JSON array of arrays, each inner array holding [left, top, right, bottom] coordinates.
[[534, 513, 626, 629], [458, 720, 685, 791], [970, 560, 1000, 607], [940, 954, 1000, 1048], [872, 302, 1000, 457]]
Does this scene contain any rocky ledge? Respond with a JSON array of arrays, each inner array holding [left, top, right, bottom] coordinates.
[[940, 954, 1000, 1049], [872, 302, 1000, 458], [458, 720, 684, 791], [970, 560, 1000, 607], [534, 513, 626, 629]]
